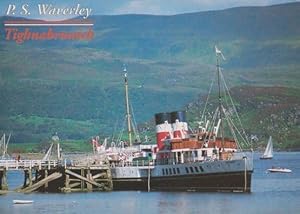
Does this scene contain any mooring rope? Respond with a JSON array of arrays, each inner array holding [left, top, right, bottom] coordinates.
[[200, 71, 217, 122], [147, 162, 151, 192], [244, 156, 247, 192]]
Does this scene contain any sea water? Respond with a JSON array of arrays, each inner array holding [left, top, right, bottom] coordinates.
[[1, 152, 300, 214]]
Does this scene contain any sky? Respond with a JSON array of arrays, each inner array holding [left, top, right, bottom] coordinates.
[[0, 0, 299, 17]]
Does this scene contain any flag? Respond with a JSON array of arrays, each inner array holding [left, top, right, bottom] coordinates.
[[215, 45, 222, 54], [92, 138, 100, 147], [215, 45, 226, 60]]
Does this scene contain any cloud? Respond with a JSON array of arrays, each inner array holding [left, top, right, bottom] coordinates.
[[114, 0, 163, 14], [113, 0, 300, 15]]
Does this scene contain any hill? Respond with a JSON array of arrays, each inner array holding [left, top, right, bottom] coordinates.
[[89, 2, 300, 65], [186, 86, 300, 150], [0, 2, 299, 145]]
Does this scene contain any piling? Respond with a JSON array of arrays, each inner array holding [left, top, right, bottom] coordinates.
[[0, 168, 8, 191], [21, 165, 112, 193]]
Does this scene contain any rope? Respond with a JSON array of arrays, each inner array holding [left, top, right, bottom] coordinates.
[[111, 118, 120, 143], [117, 118, 126, 144], [244, 157, 247, 192], [130, 102, 141, 142], [147, 161, 151, 192], [224, 109, 250, 150], [200, 71, 217, 122], [220, 70, 251, 147], [222, 107, 241, 149], [205, 107, 219, 147]]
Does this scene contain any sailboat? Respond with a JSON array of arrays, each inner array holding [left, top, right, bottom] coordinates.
[[260, 136, 273, 159]]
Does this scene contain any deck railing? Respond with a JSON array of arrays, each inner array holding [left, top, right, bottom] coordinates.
[[111, 159, 155, 168], [0, 159, 59, 170]]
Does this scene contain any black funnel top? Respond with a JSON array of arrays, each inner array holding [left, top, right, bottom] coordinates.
[[170, 111, 186, 123], [155, 112, 171, 125]]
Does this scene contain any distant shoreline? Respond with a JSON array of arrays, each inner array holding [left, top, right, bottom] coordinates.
[[6, 150, 299, 161]]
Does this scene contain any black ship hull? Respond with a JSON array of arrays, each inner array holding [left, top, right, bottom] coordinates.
[[112, 171, 252, 192], [260, 157, 272, 160]]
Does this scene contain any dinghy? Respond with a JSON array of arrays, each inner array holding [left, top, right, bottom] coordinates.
[[267, 167, 292, 173], [13, 200, 34, 204]]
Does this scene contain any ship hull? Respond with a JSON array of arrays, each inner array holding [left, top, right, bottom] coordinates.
[[112, 171, 252, 192], [260, 157, 272, 160]]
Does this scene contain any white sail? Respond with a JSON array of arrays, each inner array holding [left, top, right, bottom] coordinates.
[[261, 136, 273, 159]]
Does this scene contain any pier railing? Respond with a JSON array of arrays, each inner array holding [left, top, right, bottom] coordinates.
[[111, 159, 155, 168], [0, 159, 59, 170]]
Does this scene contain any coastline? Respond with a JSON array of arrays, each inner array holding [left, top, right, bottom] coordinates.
[[5, 150, 300, 162]]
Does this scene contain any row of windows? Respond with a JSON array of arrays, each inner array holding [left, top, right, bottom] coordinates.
[[162, 166, 205, 176], [162, 167, 180, 176], [185, 166, 204, 174]]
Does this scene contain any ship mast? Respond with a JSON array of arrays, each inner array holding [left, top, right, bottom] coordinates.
[[124, 66, 132, 146], [215, 46, 225, 148]]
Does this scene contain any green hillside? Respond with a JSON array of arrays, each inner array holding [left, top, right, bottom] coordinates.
[[88, 3, 300, 64], [0, 3, 299, 147], [186, 86, 300, 150]]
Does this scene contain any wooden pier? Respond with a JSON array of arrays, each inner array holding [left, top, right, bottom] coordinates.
[[0, 168, 8, 191], [0, 159, 113, 193]]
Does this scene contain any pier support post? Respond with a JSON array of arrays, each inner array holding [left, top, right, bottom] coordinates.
[[65, 174, 70, 189], [23, 169, 33, 188], [106, 168, 113, 191], [86, 169, 92, 191], [62, 173, 71, 193], [80, 168, 85, 191], [0, 169, 8, 191], [23, 170, 28, 187], [35, 170, 39, 182], [28, 168, 33, 187], [44, 170, 48, 189]]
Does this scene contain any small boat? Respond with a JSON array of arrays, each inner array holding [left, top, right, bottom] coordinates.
[[267, 167, 292, 173], [260, 136, 273, 159], [13, 200, 34, 204]]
